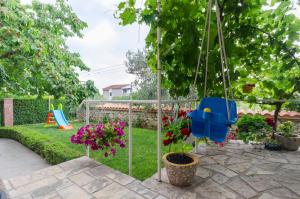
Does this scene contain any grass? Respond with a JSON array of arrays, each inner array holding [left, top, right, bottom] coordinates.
[[15, 122, 191, 180]]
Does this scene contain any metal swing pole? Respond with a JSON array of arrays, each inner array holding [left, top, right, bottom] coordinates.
[[156, 0, 162, 182]]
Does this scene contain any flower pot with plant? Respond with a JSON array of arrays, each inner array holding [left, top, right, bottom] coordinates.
[[275, 121, 300, 151], [162, 110, 199, 187], [70, 119, 127, 157], [264, 136, 281, 151], [237, 115, 271, 148]]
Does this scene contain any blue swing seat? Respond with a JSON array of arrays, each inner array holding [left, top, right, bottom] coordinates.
[[188, 97, 238, 142]]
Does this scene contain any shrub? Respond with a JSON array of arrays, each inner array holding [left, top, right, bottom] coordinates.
[[237, 115, 272, 143], [278, 121, 296, 137], [0, 127, 81, 164]]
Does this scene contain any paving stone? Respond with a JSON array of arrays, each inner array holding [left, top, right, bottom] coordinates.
[[58, 157, 99, 171], [105, 170, 135, 186], [210, 154, 229, 165], [82, 177, 112, 193], [93, 182, 143, 199], [226, 178, 257, 199], [154, 195, 168, 199], [142, 178, 186, 199], [36, 166, 64, 176], [243, 152, 264, 159], [203, 164, 237, 178], [13, 194, 33, 199], [31, 179, 73, 198], [240, 175, 281, 192], [127, 180, 158, 199], [177, 191, 198, 199], [226, 157, 250, 165], [266, 157, 288, 164], [55, 167, 92, 180], [264, 187, 299, 199], [199, 156, 218, 165], [57, 184, 92, 199], [195, 167, 211, 178], [212, 173, 229, 184], [32, 191, 61, 199], [2, 179, 13, 191], [68, 172, 95, 186], [194, 179, 237, 199], [258, 193, 280, 199], [85, 165, 113, 178], [245, 163, 280, 175], [281, 164, 300, 171], [227, 162, 251, 173], [283, 182, 300, 195], [8, 177, 58, 198], [9, 173, 45, 188]]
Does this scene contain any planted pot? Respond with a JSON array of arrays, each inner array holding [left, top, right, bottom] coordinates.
[[163, 152, 199, 187], [275, 133, 300, 151], [242, 84, 255, 93], [265, 142, 282, 151]]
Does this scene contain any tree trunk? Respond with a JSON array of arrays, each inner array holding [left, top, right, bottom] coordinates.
[[273, 102, 283, 138]]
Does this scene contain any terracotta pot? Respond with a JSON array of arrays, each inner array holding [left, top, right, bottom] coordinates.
[[242, 84, 255, 93], [275, 133, 300, 151], [163, 152, 199, 187]]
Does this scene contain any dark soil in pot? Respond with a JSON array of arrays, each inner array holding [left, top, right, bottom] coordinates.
[[167, 153, 194, 164], [265, 143, 281, 151]]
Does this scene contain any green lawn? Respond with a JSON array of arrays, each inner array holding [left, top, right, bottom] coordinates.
[[17, 122, 189, 180]]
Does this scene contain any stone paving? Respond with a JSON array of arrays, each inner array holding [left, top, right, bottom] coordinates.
[[0, 142, 300, 199], [143, 143, 300, 199]]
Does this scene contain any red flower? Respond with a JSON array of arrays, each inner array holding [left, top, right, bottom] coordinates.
[[178, 110, 187, 118], [180, 128, 190, 136], [170, 117, 174, 122], [163, 139, 172, 146], [166, 131, 173, 137], [266, 118, 275, 128], [162, 116, 168, 122]]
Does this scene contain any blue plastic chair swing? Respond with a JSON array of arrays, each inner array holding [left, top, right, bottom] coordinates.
[[188, 97, 238, 143]]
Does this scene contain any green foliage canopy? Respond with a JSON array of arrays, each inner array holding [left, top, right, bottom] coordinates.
[[116, 0, 300, 103], [0, 0, 97, 102]]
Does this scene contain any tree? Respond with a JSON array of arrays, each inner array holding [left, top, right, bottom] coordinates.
[[125, 50, 169, 99], [116, 0, 300, 129], [0, 0, 97, 104]]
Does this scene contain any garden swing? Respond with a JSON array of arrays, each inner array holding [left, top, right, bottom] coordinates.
[[188, 0, 238, 143]]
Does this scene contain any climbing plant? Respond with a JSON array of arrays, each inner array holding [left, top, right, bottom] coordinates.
[[116, 0, 300, 129]]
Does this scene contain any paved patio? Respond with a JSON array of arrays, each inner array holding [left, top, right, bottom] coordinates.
[[0, 142, 299, 199], [143, 143, 300, 199]]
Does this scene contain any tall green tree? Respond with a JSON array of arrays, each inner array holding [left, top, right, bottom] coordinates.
[[125, 50, 169, 99], [0, 0, 97, 103], [116, 0, 300, 129]]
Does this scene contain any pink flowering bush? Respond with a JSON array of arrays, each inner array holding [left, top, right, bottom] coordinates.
[[70, 120, 127, 157]]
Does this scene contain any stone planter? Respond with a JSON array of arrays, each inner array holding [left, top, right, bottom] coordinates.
[[163, 152, 199, 187], [275, 133, 300, 151]]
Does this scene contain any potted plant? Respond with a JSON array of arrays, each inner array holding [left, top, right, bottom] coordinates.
[[264, 136, 282, 151], [242, 83, 255, 93], [275, 121, 300, 151], [237, 115, 271, 148], [162, 110, 199, 187], [70, 119, 127, 157]]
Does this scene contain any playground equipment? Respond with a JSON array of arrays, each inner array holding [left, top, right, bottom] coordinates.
[[45, 101, 72, 130]]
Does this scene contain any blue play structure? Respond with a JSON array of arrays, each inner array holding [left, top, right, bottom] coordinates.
[[52, 109, 73, 130], [188, 97, 238, 142]]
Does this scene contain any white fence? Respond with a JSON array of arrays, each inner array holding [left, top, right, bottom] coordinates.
[[77, 99, 198, 181]]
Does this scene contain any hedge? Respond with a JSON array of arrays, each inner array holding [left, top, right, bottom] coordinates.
[[13, 99, 75, 125], [0, 99, 3, 126], [0, 127, 82, 164]]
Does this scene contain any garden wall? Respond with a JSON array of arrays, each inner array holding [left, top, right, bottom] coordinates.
[[0, 99, 3, 126]]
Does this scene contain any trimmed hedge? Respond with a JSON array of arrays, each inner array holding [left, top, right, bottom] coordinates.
[[0, 127, 82, 164], [0, 99, 3, 126], [13, 99, 75, 125]]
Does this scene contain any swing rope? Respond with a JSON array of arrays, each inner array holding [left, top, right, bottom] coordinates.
[[192, 0, 233, 121]]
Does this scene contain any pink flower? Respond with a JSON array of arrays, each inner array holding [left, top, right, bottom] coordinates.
[[111, 148, 116, 156]]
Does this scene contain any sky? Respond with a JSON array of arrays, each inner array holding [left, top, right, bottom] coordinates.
[[21, 0, 149, 93], [21, 0, 300, 94]]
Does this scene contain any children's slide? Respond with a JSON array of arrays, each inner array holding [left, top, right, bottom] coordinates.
[[51, 110, 73, 130]]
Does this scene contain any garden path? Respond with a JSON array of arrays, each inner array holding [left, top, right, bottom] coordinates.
[[0, 139, 49, 179]]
